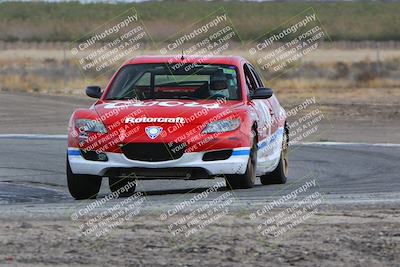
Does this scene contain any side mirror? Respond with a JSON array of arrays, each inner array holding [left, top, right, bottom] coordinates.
[[251, 87, 273, 99], [86, 86, 102, 99]]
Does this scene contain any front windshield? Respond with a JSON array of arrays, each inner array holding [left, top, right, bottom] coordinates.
[[105, 63, 241, 101]]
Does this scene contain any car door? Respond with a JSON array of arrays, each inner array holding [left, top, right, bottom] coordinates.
[[248, 65, 279, 135], [243, 63, 271, 162], [248, 63, 287, 173]]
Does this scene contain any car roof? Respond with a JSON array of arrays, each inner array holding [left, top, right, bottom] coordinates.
[[124, 55, 246, 66]]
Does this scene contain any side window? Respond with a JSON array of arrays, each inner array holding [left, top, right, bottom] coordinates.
[[249, 66, 264, 88], [243, 64, 258, 95]]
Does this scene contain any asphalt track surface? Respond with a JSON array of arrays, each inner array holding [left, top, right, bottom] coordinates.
[[1, 135, 399, 208]]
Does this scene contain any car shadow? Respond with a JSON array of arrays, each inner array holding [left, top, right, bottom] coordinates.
[[136, 186, 232, 196]]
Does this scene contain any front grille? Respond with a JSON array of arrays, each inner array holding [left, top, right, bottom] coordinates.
[[120, 143, 185, 162]]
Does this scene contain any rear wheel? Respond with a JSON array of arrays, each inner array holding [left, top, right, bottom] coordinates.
[[260, 129, 288, 185], [67, 157, 102, 200], [225, 136, 257, 189], [109, 177, 136, 197]]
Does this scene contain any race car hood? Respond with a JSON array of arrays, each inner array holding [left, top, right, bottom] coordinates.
[[93, 99, 245, 127]]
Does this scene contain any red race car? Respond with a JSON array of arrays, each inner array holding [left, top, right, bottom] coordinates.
[[67, 55, 288, 199]]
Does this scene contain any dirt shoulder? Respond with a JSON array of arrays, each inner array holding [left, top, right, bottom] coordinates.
[[277, 86, 400, 143], [0, 204, 398, 267]]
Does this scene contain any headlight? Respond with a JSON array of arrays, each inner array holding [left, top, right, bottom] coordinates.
[[202, 118, 240, 134], [75, 119, 107, 133]]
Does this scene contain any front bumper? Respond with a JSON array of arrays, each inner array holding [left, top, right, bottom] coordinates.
[[68, 147, 250, 178]]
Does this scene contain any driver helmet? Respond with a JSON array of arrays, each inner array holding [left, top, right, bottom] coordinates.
[[209, 74, 229, 98]]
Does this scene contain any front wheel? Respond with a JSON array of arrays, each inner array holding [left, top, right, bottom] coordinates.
[[225, 137, 257, 189], [260, 129, 288, 185], [67, 157, 102, 200]]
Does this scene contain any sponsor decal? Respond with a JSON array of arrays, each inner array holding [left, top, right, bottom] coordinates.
[[125, 117, 185, 124], [145, 126, 163, 139], [103, 101, 221, 109]]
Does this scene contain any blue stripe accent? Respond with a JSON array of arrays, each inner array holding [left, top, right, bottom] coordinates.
[[257, 128, 284, 150], [258, 142, 267, 150], [68, 150, 81, 156], [231, 150, 250, 156]]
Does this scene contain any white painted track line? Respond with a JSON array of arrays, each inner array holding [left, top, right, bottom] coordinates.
[[0, 134, 399, 147], [297, 141, 400, 147], [0, 134, 67, 139]]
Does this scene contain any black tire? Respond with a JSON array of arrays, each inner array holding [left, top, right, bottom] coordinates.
[[109, 177, 136, 197], [225, 136, 257, 189], [67, 157, 102, 200], [260, 129, 289, 185]]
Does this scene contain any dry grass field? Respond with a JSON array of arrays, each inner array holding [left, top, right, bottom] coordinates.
[[0, 42, 399, 98], [1, 2, 400, 42]]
